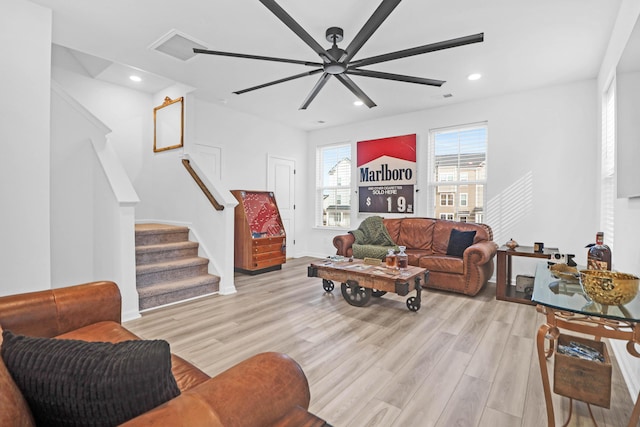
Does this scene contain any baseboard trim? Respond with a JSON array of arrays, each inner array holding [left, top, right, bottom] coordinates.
[[610, 339, 640, 403]]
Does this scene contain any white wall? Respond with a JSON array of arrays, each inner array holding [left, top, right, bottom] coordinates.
[[190, 98, 308, 257], [304, 80, 598, 267], [0, 0, 52, 295], [49, 87, 105, 286], [597, 0, 640, 403], [51, 49, 154, 217]]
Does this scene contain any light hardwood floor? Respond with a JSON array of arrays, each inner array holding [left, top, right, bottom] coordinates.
[[125, 257, 636, 426]]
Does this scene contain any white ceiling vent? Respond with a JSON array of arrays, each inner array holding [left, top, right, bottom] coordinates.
[[149, 30, 207, 61]]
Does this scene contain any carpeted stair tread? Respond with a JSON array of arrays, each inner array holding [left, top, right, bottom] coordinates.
[[135, 223, 189, 246], [136, 241, 199, 265], [138, 276, 219, 310], [136, 240, 199, 253], [137, 275, 219, 297], [135, 223, 189, 234], [136, 256, 209, 275], [135, 223, 220, 310]]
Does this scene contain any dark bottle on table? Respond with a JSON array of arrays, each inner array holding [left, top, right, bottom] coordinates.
[[587, 232, 612, 270]]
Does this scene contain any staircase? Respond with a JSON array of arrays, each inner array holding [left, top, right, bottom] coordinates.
[[135, 223, 219, 310]]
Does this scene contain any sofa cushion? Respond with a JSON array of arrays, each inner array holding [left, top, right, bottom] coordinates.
[[382, 218, 402, 242], [1, 330, 181, 427], [419, 255, 464, 275], [405, 249, 431, 266], [396, 218, 435, 251], [446, 229, 477, 258], [433, 220, 483, 254], [0, 327, 35, 427], [56, 321, 211, 392]]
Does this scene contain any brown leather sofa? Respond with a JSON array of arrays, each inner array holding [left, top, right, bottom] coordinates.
[[0, 281, 327, 427], [333, 217, 498, 296]]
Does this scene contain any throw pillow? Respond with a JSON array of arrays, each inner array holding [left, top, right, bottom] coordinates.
[[1, 330, 180, 427], [446, 229, 477, 258]]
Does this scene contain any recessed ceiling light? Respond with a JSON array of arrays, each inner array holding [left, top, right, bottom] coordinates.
[[353, 100, 364, 106], [129, 75, 142, 82], [467, 73, 482, 81]]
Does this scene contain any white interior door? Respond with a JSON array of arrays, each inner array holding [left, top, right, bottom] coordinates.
[[194, 144, 222, 180], [268, 156, 295, 257]]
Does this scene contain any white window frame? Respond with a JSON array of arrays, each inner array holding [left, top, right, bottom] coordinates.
[[315, 143, 352, 228], [460, 193, 468, 207], [600, 79, 615, 250], [427, 123, 488, 223]]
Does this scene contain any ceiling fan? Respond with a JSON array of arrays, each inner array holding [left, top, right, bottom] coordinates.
[[193, 0, 483, 110]]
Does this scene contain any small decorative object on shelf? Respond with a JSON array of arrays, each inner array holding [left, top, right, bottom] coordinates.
[[385, 249, 397, 269], [533, 242, 544, 253], [396, 246, 408, 270], [586, 231, 612, 270], [505, 238, 519, 250]]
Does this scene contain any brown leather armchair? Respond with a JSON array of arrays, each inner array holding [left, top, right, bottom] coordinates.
[[0, 282, 327, 427], [334, 217, 498, 296]]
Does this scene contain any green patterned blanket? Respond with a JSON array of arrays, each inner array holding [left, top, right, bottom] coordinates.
[[349, 216, 397, 260]]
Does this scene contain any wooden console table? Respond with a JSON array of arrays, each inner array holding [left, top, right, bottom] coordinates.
[[531, 262, 640, 426], [496, 245, 557, 305]]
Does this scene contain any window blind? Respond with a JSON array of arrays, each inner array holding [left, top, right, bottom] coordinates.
[[601, 80, 615, 249]]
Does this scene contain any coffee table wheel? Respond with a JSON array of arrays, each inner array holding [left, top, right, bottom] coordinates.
[[406, 296, 420, 312], [341, 281, 372, 307], [322, 279, 335, 292], [372, 289, 387, 297]]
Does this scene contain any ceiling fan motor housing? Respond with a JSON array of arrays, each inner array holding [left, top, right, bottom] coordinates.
[[326, 27, 344, 43]]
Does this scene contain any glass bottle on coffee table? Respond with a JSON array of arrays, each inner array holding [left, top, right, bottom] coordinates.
[[386, 249, 397, 269], [397, 246, 408, 270]]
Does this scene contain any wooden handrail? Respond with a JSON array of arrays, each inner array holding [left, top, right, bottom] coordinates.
[[182, 159, 224, 211]]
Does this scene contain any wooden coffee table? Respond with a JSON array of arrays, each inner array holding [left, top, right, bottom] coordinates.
[[307, 258, 428, 311]]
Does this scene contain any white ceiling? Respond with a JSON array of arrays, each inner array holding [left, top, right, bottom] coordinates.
[[35, 0, 623, 130]]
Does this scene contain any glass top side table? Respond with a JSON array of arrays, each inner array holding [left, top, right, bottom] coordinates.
[[531, 262, 640, 426]]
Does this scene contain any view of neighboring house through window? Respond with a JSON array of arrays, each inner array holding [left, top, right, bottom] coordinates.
[[316, 143, 351, 227], [427, 123, 488, 223]]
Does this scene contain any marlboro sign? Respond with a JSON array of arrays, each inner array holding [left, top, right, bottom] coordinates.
[[357, 134, 416, 214]]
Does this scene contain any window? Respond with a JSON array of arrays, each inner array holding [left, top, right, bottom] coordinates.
[[440, 193, 454, 206], [601, 80, 615, 249], [316, 143, 351, 227], [428, 124, 488, 223]]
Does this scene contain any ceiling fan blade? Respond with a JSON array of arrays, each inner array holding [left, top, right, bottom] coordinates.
[[259, 0, 332, 63], [234, 69, 324, 95], [350, 33, 484, 68], [341, 0, 401, 63], [346, 69, 444, 87], [193, 48, 322, 67], [300, 72, 331, 110], [335, 74, 376, 108]]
